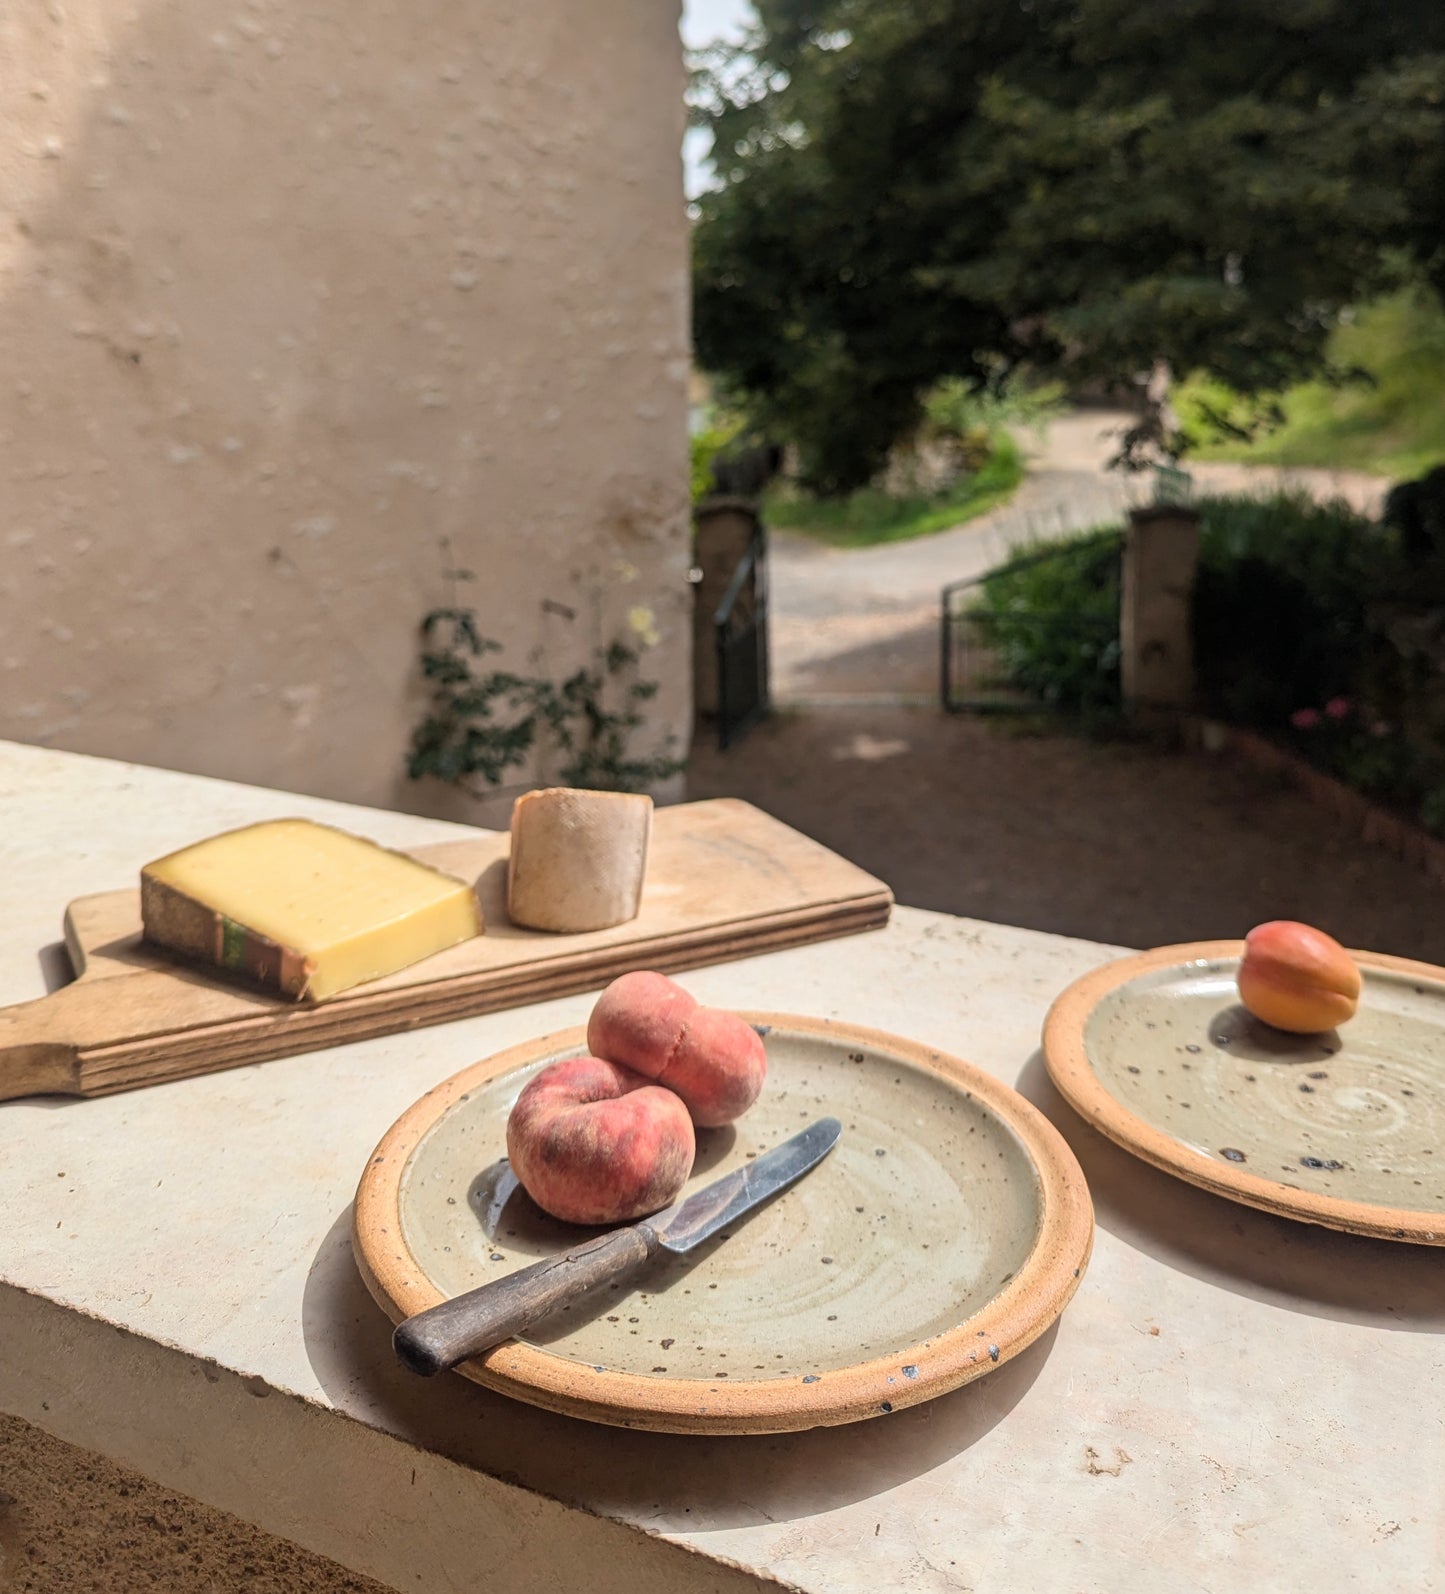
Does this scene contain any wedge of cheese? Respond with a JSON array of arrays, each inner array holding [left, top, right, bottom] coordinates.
[[141, 819, 483, 1002], [506, 788, 652, 933]]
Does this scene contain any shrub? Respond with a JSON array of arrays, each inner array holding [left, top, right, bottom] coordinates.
[[1192, 493, 1392, 727], [966, 493, 1393, 724], [768, 432, 1024, 548], [690, 415, 746, 505], [1383, 464, 1445, 577], [967, 489, 1445, 834], [923, 377, 1064, 441], [1281, 696, 1445, 837], [969, 529, 1123, 712]]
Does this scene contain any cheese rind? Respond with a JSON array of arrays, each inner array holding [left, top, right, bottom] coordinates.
[[507, 788, 653, 933], [141, 819, 483, 1002]]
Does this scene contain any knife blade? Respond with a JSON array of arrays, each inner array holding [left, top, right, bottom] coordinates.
[[392, 1115, 842, 1377]]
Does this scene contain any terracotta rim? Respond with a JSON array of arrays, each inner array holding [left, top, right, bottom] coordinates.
[[353, 1013, 1095, 1433], [1043, 942, 1445, 1246]]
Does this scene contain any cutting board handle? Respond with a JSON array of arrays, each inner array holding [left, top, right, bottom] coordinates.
[[0, 987, 86, 1098], [0, 970, 252, 1101]]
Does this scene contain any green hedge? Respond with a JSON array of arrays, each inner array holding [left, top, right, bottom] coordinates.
[[971, 493, 1391, 721], [1192, 494, 1391, 727], [970, 530, 1123, 712], [967, 490, 1445, 833]]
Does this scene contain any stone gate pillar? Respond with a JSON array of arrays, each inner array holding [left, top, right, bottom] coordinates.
[[692, 497, 762, 719], [1121, 504, 1201, 715]]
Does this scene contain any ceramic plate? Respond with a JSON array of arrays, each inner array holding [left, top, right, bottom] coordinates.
[[353, 1014, 1093, 1433], [1044, 942, 1445, 1244]]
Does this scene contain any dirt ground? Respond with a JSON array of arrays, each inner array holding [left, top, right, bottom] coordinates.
[[0, 1413, 386, 1594], [688, 704, 1445, 964]]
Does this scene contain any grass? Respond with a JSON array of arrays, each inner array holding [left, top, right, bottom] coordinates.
[[764, 433, 1024, 548], [1176, 285, 1445, 481]]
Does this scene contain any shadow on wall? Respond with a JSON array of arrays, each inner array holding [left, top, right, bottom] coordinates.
[[0, 0, 689, 810]]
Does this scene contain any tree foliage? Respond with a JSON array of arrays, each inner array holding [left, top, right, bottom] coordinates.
[[692, 0, 1445, 492]]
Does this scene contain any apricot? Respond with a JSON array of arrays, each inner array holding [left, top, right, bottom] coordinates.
[[505, 1055, 695, 1225], [1236, 920, 1361, 1034], [586, 970, 767, 1128]]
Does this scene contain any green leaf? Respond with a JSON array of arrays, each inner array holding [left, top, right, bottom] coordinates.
[[406, 604, 679, 793], [693, 2, 1445, 486]]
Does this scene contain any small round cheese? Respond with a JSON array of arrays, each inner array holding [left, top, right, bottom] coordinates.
[[506, 788, 653, 933]]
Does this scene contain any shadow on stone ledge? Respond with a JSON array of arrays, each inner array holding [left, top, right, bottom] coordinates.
[[302, 1202, 1058, 1533]]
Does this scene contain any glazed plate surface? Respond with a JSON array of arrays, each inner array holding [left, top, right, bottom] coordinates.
[[1044, 943, 1445, 1243], [354, 1014, 1093, 1432]]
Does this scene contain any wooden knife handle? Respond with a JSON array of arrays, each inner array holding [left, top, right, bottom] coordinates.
[[392, 1224, 661, 1377]]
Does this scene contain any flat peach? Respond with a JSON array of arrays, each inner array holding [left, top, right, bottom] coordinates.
[[662, 1006, 767, 1128], [586, 970, 698, 1077], [587, 971, 767, 1126], [505, 1055, 695, 1225]]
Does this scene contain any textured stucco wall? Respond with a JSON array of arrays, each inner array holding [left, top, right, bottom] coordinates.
[[0, 0, 689, 815]]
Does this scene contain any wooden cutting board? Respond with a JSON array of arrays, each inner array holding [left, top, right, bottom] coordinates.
[[0, 799, 891, 1101]]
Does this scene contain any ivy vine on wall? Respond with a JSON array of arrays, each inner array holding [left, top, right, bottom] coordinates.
[[406, 573, 682, 797]]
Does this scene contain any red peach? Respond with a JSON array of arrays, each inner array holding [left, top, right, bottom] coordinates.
[[663, 1006, 768, 1128], [505, 1055, 695, 1225], [1237, 920, 1361, 1034], [586, 970, 699, 1077], [586, 971, 767, 1127]]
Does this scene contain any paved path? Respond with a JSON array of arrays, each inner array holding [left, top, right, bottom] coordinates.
[[770, 410, 1391, 702]]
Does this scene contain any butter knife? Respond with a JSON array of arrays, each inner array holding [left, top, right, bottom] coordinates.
[[393, 1115, 842, 1376]]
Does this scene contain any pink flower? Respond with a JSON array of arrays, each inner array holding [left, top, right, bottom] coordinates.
[[1370, 720, 1391, 738], [1324, 696, 1350, 720], [1290, 708, 1321, 730]]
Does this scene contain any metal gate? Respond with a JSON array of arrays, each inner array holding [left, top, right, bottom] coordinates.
[[940, 537, 1123, 714], [715, 528, 770, 748]]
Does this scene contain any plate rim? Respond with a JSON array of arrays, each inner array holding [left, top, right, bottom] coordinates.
[[1042, 940, 1445, 1246], [352, 1012, 1095, 1433]]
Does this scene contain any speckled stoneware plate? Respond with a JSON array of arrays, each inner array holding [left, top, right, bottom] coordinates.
[[1044, 942, 1445, 1244], [353, 1015, 1093, 1433]]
